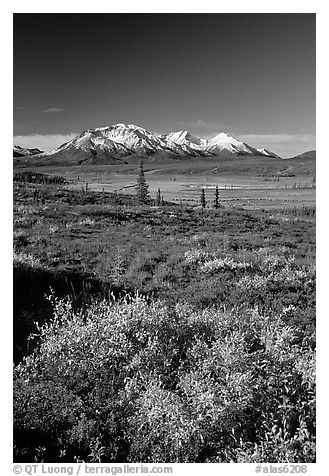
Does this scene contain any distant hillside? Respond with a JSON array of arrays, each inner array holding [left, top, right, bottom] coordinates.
[[289, 150, 316, 161]]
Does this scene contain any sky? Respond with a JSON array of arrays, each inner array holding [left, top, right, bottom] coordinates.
[[13, 13, 316, 157]]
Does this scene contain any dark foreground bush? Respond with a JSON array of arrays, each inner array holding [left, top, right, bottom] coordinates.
[[14, 294, 315, 463]]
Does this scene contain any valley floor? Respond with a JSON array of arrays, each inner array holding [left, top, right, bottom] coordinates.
[[14, 162, 316, 210]]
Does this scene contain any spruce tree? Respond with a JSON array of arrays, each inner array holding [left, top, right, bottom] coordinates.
[[136, 160, 150, 204], [200, 188, 206, 209], [156, 188, 161, 206], [214, 185, 220, 209]]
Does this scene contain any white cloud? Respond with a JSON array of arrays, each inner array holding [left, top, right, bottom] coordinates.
[[42, 108, 65, 113], [13, 133, 77, 152]]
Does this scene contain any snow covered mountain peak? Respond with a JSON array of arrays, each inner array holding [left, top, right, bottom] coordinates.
[[33, 122, 281, 165], [161, 130, 204, 147], [211, 132, 232, 141], [205, 132, 254, 155]]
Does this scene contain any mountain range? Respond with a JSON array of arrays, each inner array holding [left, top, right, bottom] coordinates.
[[13, 145, 44, 157], [14, 123, 281, 166]]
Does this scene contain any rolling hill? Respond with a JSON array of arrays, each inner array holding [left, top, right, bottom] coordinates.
[[288, 150, 316, 161]]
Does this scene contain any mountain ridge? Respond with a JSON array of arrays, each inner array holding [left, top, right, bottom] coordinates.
[[13, 145, 44, 157], [14, 123, 283, 165]]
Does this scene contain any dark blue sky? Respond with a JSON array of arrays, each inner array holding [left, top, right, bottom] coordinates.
[[13, 13, 315, 157]]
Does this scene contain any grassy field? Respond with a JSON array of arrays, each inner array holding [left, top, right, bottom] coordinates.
[[13, 174, 315, 463], [14, 160, 316, 209]]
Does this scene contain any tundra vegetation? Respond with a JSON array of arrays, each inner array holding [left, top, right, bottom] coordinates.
[[13, 175, 315, 463]]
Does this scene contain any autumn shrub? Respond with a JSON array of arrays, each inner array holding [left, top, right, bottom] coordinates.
[[14, 294, 315, 463]]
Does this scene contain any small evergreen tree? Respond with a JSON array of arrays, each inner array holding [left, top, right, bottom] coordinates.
[[214, 185, 220, 209], [136, 160, 150, 205], [200, 188, 206, 209], [156, 188, 161, 206]]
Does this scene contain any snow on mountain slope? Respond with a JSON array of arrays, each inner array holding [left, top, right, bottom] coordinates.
[[160, 130, 204, 147], [13, 145, 44, 157], [256, 148, 281, 158], [44, 124, 205, 162], [95, 124, 162, 153], [159, 130, 212, 157], [160, 130, 272, 157], [58, 129, 134, 156], [205, 133, 259, 156], [95, 124, 209, 157], [31, 123, 281, 164]]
